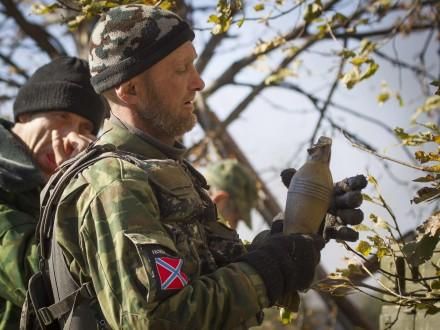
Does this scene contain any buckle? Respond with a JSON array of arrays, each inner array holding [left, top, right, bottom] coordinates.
[[81, 282, 95, 298], [38, 307, 54, 326]]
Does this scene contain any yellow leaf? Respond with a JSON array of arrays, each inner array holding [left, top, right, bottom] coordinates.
[[350, 56, 368, 66], [341, 67, 360, 89], [208, 15, 220, 24], [254, 3, 265, 11], [356, 240, 372, 256], [377, 91, 390, 105], [424, 165, 440, 173], [353, 224, 370, 232], [367, 175, 378, 185]]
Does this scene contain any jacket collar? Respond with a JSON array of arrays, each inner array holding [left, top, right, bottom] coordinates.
[[98, 116, 186, 161]]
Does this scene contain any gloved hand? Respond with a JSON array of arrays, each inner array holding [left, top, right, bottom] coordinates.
[[237, 233, 325, 305], [281, 169, 368, 241]]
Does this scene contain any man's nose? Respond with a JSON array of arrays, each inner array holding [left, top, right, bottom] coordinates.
[[192, 69, 205, 92]]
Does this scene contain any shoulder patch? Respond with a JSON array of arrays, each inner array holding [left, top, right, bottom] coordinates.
[[154, 256, 189, 290]]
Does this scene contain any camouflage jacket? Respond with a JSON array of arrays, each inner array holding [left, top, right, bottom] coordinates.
[[53, 117, 269, 329], [0, 119, 42, 330]]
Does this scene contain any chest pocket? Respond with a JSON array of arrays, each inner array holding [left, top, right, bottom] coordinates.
[[146, 161, 205, 223]]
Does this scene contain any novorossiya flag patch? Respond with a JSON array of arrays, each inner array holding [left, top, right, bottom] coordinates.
[[154, 256, 189, 290]]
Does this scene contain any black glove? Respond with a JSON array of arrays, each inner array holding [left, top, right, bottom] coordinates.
[[237, 233, 324, 305], [281, 169, 367, 242]]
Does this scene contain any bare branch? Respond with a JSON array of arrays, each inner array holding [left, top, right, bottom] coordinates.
[[0, 52, 29, 79], [309, 51, 346, 145], [1, 0, 66, 58], [278, 81, 415, 162], [203, 0, 341, 95], [344, 132, 427, 172], [0, 76, 21, 88], [196, 33, 228, 74], [374, 49, 437, 81]]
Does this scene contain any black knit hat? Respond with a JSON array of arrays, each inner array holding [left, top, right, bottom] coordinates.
[[89, 4, 195, 93], [13, 56, 107, 134]]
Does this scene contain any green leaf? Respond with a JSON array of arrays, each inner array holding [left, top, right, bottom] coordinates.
[[254, 3, 265, 11], [359, 61, 379, 80], [339, 49, 356, 59], [356, 240, 372, 256], [236, 17, 245, 27]]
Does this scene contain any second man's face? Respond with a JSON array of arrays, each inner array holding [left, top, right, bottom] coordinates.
[[17, 111, 95, 178], [133, 41, 205, 138]]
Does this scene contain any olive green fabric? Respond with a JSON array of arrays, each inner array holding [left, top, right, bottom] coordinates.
[[0, 119, 42, 329], [205, 159, 258, 229], [51, 117, 269, 329]]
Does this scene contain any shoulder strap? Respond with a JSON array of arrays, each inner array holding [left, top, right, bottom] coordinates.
[[37, 143, 143, 259], [32, 143, 144, 329]]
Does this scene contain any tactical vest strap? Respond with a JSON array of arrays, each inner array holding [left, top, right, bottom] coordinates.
[[38, 143, 119, 258], [25, 143, 143, 330], [38, 282, 94, 326]]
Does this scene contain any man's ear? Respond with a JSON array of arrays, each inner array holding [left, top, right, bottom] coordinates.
[[211, 190, 230, 204], [115, 80, 138, 106]]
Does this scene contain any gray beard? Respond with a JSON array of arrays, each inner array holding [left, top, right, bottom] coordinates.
[[137, 105, 197, 138]]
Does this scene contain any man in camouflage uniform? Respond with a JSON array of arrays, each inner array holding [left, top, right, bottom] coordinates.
[[43, 5, 323, 329], [45, 5, 365, 329], [205, 159, 258, 230], [0, 57, 106, 329]]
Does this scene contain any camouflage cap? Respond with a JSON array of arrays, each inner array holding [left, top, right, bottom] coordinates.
[[205, 159, 258, 229], [89, 4, 195, 93]]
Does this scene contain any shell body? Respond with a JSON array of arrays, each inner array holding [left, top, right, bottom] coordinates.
[[284, 136, 333, 234]]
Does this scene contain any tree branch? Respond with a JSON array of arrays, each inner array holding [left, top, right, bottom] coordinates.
[[309, 53, 346, 146], [203, 0, 341, 95], [0, 52, 29, 80], [374, 49, 437, 81], [1, 0, 66, 58]]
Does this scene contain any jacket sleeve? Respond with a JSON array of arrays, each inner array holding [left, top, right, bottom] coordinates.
[[0, 202, 39, 306], [74, 178, 269, 330]]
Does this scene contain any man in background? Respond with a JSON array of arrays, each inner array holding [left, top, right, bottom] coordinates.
[[0, 56, 107, 329], [205, 159, 258, 230]]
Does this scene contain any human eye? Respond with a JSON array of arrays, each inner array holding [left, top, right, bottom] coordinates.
[[176, 65, 188, 73]]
